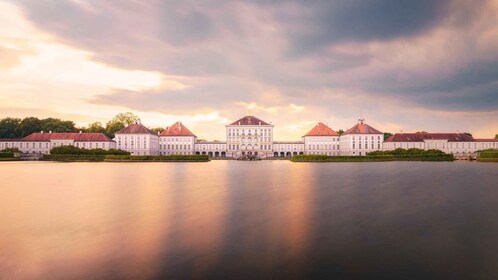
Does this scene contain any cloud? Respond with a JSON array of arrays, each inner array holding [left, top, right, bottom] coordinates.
[[3, 0, 498, 139], [279, 0, 453, 57]]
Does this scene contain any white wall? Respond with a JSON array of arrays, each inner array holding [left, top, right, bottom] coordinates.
[[159, 136, 196, 155], [226, 124, 274, 158], [115, 134, 159, 155], [383, 140, 498, 154], [340, 134, 383, 156], [0, 140, 116, 154], [304, 136, 340, 156]]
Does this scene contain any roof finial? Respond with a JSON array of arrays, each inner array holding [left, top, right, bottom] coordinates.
[[358, 118, 365, 124]]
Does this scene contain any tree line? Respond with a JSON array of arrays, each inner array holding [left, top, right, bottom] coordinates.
[[0, 112, 166, 139]]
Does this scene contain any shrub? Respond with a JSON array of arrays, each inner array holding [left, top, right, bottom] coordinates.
[[50, 146, 130, 155], [1, 148, 19, 153], [42, 154, 105, 162], [367, 148, 447, 156], [0, 152, 14, 158], [104, 155, 209, 161]]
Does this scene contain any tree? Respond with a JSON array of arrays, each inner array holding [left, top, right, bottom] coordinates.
[[415, 131, 427, 134], [495, 134, 498, 139], [19, 117, 42, 137], [0, 118, 22, 138], [86, 122, 107, 134], [337, 129, 344, 135], [384, 132, 393, 141], [151, 127, 165, 133], [105, 112, 140, 138], [110, 112, 140, 126], [40, 118, 77, 133], [105, 122, 126, 138], [463, 132, 472, 137]]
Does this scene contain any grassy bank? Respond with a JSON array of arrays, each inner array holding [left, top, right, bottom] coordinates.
[[104, 155, 210, 162], [477, 149, 498, 162], [42, 154, 210, 162], [0, 151, 20, 161], [42, 154, 106, 162], [0, 151, 15, 158], [0, 158, 21, 161], [291, 154, 454, 162]]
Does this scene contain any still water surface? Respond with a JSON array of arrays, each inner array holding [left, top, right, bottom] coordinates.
[[0, 161, 497, 279]]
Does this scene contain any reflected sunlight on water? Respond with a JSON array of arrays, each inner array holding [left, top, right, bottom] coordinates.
[[1, 161, 498, 279]]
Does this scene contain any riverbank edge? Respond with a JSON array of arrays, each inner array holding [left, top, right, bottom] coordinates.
[[0, 158, 22, 161], [476, 158, 498, 162], [41, 154, 210, 162], [290, 155, 454, 162]]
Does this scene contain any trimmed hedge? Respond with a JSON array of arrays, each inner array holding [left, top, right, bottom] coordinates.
[[368, 148, 447, 156], [0, 158, 20, 161], [105, 155, 210, 162], [0, 152, 14, 158], [43, 154, 105, 162], [291, 154, 454, 162], [42, 154, 209, 162], [479, 152, 498, 159], [50, 146, 130, 155], [1, 148, 19, 153]]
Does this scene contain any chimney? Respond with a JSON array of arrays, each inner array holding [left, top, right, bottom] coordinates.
[[358, 119, 365, 124]]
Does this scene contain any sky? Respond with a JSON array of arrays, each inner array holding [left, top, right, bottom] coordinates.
[[1, 0, 497, 140]]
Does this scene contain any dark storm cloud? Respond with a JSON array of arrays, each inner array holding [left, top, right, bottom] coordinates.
[[279, 0, 452, 56]]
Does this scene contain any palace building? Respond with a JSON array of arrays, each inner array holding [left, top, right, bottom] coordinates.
[[383, 133, 498, 156], [114, 120, 159, 155], [340, 119, 384, 156], [0, 132, 115, 154], [2, 115, 496, 157]]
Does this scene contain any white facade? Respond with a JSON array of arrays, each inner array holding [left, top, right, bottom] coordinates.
[[114, 122, 159, 155], [272, 142, 305, 157], [159, 122, 197, 155], [304, 136, 340, 155], [160, 136, 195, 155], [340, 134, 383, 156], [339, 120, 383, 156], [226, 116, 274, 158], [195, 141, 227, 157], [383, 134, 498, 156], [0, 132, 116, 154], [115, 133, 159, 155]]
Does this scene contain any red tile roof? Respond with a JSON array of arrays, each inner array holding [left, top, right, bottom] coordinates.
[[160, 122, 196, 137], [304, 122, 340, 137], [115, 123, 157, 135], [344, 119, 382, 135], [385, 133, 475, 142], [230, 116, 270, 126], [23, 132, 113, 142]]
